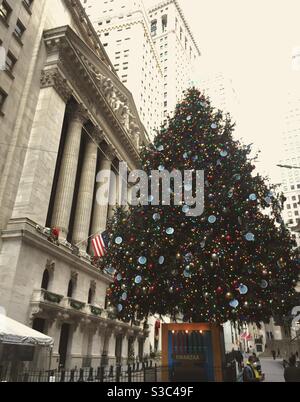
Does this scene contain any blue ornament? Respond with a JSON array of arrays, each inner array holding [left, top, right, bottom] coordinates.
[[159, 256, 165, 265], [249, 194, 257, 201], [229, 299, 239, 309], [220, 150, 228, 157], [184, 253, 193, 262], [239, 284, 248, 295], [208, 215, 217, 224], [211, 123, 218, 129], [166, 227, 175, 235], [186, 115, 192, 121], [148, 195, 154, 203], [265, 196, 272, 205], [182, 205, 190, 213], [245, 232, 255, 242], [183, 152, 189, 159], [260, 280, 268, 289], [184, 269, 191, 278], [228, 189, 234, 198], [192, 155, 198, 162], [138, 256, 147, 265], [121, 292, 128, 301], [106, 266, 115, 274], [135, 275, 142, 284], [233, 174, 241, 181], [157, 145, 164, 152], [115, 237, 123, 245], [117, 304, 123, 312], [117, 274, 122, 281], [158, 165, 165, 172], [153, 213, 161, 221]]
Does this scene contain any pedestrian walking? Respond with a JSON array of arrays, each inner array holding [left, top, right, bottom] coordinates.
[[284, 355, 300, 382], [271, 350, 276, 360], [277, 348, 281, 358], [243, 356, 265, 382]]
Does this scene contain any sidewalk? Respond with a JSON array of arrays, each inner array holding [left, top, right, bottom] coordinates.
[[260, 358, 285, 382]]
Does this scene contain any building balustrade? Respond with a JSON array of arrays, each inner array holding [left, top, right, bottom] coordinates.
[[30, 290, 146, 337]]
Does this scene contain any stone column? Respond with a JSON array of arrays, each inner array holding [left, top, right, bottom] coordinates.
[[72, 128, 100, 250], [12, 71, 72, 226], [51, 104, 88, 240], [89, 146, 115, 250], [46, 318, 62, 370]]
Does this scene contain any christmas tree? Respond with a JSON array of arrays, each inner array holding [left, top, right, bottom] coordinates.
[[99, 88, 299, 325]]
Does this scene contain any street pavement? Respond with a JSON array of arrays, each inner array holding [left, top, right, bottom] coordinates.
[[260, 358, 285, 382]]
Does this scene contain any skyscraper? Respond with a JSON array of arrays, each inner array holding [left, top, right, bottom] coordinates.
[[279, 91, 300, 240], [83, 0, 164, 138], [148, 0, 201, 123], [83, 0, 201, 137]]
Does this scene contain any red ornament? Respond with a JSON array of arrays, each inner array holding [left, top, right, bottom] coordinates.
[[216, 286, 223, 294], [226, 235, 231, 242], [52, 227, 60, 239]]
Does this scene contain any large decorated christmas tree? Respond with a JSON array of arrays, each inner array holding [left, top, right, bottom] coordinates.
[[99, 88, 299, 325]]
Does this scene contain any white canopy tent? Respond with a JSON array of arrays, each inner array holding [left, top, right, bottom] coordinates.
[[0, 314, 53, 347]]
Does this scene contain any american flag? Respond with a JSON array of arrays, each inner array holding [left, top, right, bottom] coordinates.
[[92, 231, 109, 258]]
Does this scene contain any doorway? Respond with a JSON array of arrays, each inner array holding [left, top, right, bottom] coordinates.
[[58, 324, 71, 368]]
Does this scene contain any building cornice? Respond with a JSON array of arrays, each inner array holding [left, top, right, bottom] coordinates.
[[148, 0, 201, 56], [63, 0, 116, 72]]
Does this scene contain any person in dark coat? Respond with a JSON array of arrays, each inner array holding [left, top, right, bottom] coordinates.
[[284, 356, 300, 382], [271, 350, 276, 360]]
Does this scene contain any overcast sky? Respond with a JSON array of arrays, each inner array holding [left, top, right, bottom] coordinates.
[[144, 0, 300, 183]]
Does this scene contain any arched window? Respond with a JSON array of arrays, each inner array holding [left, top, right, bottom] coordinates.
[[67, 280, 73, 298], [41, 269, 50, 290]]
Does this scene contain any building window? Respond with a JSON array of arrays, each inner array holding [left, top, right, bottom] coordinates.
[[162, 14, 167, 32], [292, 196, 296, 201], [151, 19, 157, 36], [23, 0, 34, 12], [180, 27, 183, 40], [41, 269, 50, 291], [291, 185, 295, 190], [287, 204, 291, 209], [295, 211, 299, 216], [67, 280, 74, 298], [5, 50, 16, 73], [294, 203, 298, 209], [0, 1, 12, 24], [0, 87, 7, 112], [14, 19, 26, 41]]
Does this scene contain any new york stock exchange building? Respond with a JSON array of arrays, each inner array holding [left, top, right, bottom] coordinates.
[[0, 0, 151, 370]]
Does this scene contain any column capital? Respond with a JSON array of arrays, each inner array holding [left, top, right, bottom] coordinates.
[[41, 68, 72, 103], [68, 104, 89, 124], [104, 145, 116, 162], [91, 126, 105, 145]]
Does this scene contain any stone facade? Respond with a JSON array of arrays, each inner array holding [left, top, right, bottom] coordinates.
[[0, 0, 149, 370]]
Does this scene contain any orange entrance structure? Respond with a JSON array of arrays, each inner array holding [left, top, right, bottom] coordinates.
[[161, 323, 225, 382]]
